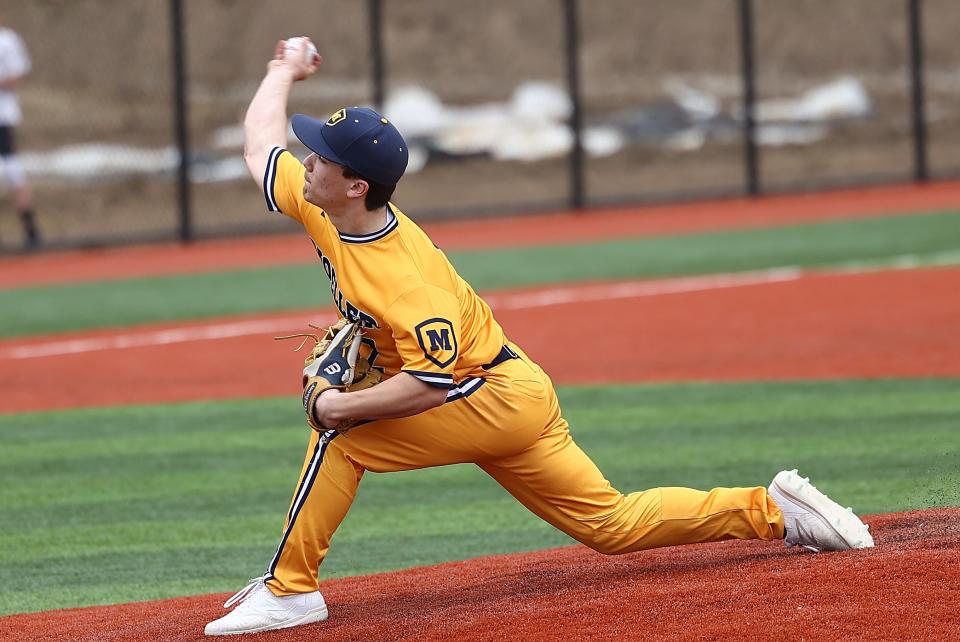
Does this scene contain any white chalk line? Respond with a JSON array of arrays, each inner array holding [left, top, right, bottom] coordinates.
[[0, 314, 336, 361], [0, 269, 806, 361], [483, 267, 802, 310], [1, 255, 952, 361]]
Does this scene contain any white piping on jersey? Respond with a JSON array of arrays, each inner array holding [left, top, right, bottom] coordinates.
[[409, 371, 454, 387], [266, 429, 338, 578], [338, 205, 398, 244], [263, 147, 284, 213], [445, 376, 485, 402]]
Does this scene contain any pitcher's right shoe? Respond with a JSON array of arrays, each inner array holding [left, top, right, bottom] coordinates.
[[204, 575, 328, 636], [768, 469, 874, 553]]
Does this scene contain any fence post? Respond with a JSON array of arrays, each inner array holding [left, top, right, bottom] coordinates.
[[737, 0, 759, 196], [907, 0, 928, 182], [563, 0, 585, 209], [368, 0, 385, 111], [169, 0, 192, 242]]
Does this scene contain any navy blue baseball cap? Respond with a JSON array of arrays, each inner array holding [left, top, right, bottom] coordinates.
[[292, 107, 409, 186]]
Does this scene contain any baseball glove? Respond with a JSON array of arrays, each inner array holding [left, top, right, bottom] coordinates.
[[276, 319, 382, 433]]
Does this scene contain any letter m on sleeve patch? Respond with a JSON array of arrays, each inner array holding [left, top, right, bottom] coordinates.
[[414, 318, 458, 368]]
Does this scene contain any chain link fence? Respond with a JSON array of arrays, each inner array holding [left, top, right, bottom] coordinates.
[[0, 0, 957, 253]]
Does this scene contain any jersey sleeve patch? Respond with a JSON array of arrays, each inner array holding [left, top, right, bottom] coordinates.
[[414, 318, 458, 369]]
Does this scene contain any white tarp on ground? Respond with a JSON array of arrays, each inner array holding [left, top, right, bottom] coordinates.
[[8, 77, 872, 184], [385, 82, 625, 163]]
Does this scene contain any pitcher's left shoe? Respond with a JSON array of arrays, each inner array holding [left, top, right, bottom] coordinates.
[[204, 575, 328, 636], [768, 469, 874, 552]]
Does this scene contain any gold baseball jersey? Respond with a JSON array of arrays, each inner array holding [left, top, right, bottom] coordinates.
[[265, 147, 506, 395]]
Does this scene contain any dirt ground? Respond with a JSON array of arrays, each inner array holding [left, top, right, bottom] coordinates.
[[2, 1, 959, 249], [2, 509, 957, 641]]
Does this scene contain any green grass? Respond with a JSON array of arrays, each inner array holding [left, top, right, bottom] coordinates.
[[2, 210, 958, 337], [1, 378, 958, 615]]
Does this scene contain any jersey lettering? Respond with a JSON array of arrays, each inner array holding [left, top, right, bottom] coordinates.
[[361, 337, 382, 372], [314, 242, 379, 330]]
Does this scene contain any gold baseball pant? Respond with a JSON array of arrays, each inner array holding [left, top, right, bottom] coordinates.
[[265, 346, 785, 595]]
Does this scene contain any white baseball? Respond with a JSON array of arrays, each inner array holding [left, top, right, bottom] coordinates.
[[284, 37, 318, 64]]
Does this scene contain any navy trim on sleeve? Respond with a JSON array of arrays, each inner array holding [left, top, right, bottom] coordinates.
[[403, 369, 455, 389], [263, 146, 284, 213], [444, 377, 486, 403]]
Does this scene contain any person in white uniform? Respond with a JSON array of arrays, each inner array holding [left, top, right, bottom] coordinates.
[[0, 19, 39, 248]]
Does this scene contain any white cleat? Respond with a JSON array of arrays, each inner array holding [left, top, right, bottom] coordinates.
[[204, 575, 328, 636], [768, 469, 875, 553]]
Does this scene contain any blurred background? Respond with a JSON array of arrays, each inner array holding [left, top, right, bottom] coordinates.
[[0, 0, 957, 251]]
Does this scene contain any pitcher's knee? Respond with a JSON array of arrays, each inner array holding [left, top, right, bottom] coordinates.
[[576, 505, 661, 555], [580, 530, 634, 555], [585, 539, 622, 556]]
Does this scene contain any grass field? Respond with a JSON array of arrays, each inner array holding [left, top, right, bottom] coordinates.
[[2, 379, 958, 615], [1, 210, 959, 337], [2, 196, 959, 625]]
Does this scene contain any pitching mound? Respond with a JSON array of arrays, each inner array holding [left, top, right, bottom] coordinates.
[[3, 509, 957, 641]]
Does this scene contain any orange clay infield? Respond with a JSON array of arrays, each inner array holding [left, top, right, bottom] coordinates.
[[1, 510, 958, 641], [1, 184, 959, 639]]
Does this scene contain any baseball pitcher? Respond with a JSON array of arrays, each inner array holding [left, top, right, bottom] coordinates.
[[204, 38, 874, 636]]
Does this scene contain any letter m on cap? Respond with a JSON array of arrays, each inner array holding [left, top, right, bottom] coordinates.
[[415, 318, 458, 368]]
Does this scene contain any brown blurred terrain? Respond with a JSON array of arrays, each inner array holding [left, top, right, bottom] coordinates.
[[1, 0, 958, 248]]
